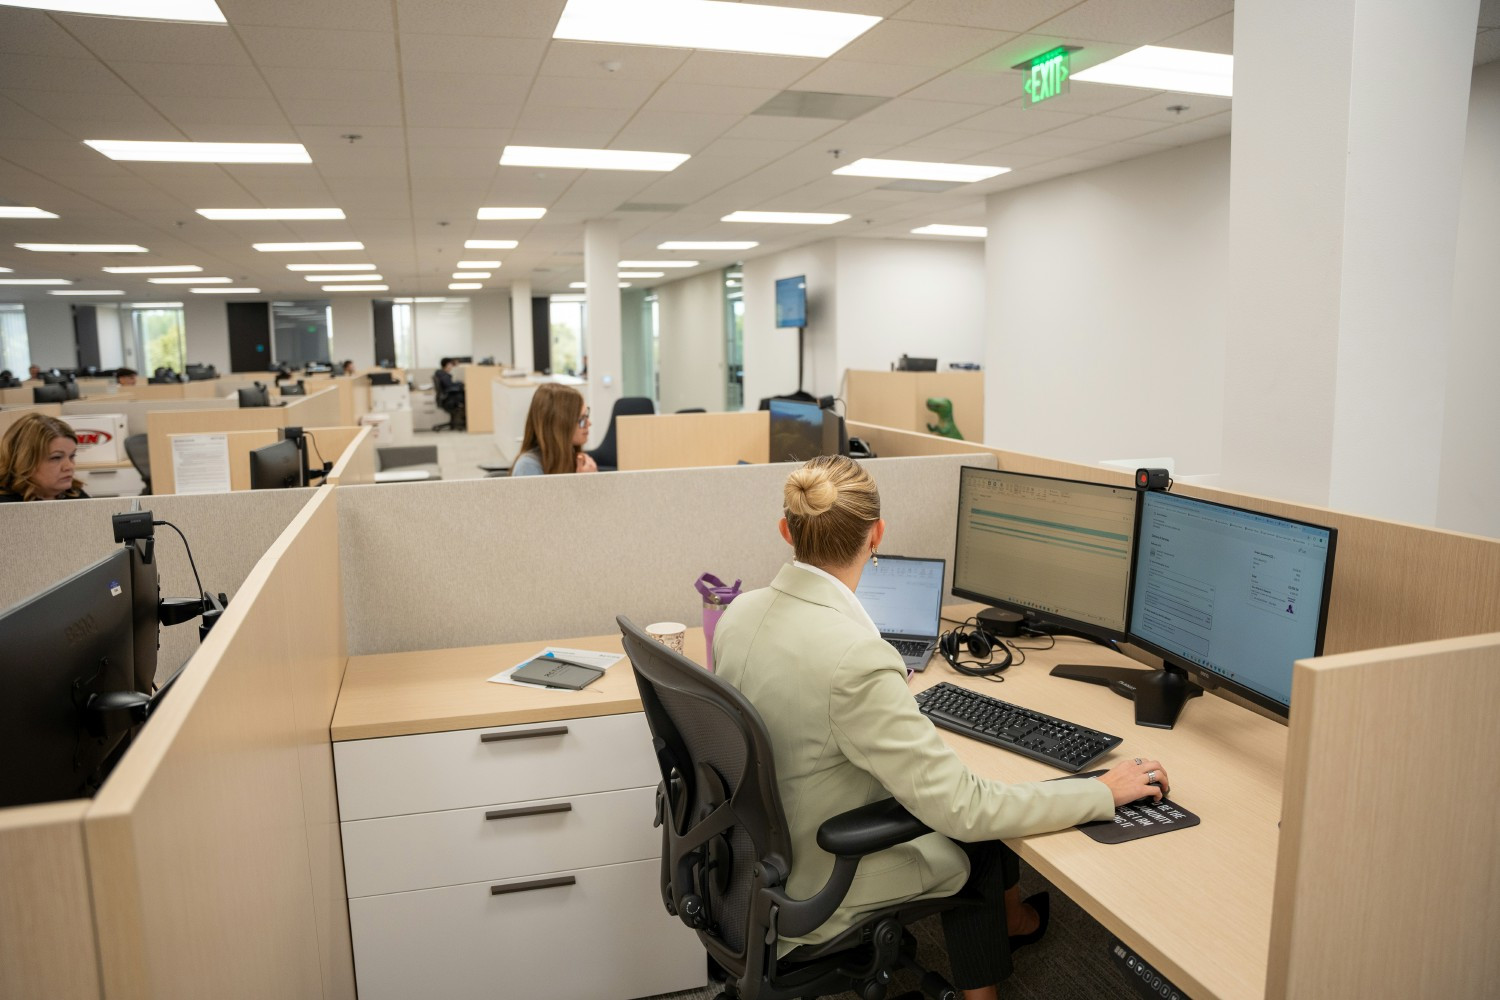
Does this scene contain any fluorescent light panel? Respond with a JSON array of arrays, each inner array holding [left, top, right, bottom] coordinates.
[[721, 211, 848, 225], [150, 276, 231, 284], [322, 284, 388, 291], [253, 241, 363, 252], [197, 208, 345, 220], [191, 287, 261, 294], [452, 272, 491, 279], [456, 260, 501, 268], [657, 241, 757, 250], [86, 139, 309, 163], [285, 263, 375, 271], [0, 278, 71, 285], [103, 265, 202, 274], [0, 267, 10, 273], [618, 271, 664, 278], [449, 283, 482, 290], [553, 0, 879, 58], [129, 302, 183, 308], [1071, 45, 1234, 97], [618, 260, 698, 268], [911, 224, 988, 238], [464, 240, 519, 250], [304, 274, 382, 282], [48, 289, 124, 295], [2, 1, 225, 21], [500, 145, 688, 172], [833, 158, 1007, 183], [17, 243, 147, 252], [476, 207, 547, 220], [0, 206, 58, 219]]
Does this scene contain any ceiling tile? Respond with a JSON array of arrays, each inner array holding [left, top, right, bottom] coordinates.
[[111, 62, 274, 101], [506, 127, 618, 148], [265, 68, 401, 104], [1105, 94, 1231, 124], [0, 9, 96, 58], [892, 0, 1080, 33], [723, 116, 842, 141], [516, 105, 634, 133], [832, 20, 1012, 68], [392, 0, 568, 38], [60, 18, 253, 66], [401, 100, 523, 130], [1161, 11, 1234, 54], [152, 96, 291, 126], [280, 98, 404, 127], [220, 0, 396, 30], [897, 125, 1026, 152], [1044, 115, 1170, 142], [0, 54, 130, 94], [958, 103, 1086, 134], [236, 27, 398, 72], [404, 126, 511, 148], [669, 52, 819, 90], [298, 126, 407, 149], [527, 74, 659, 110], [1036, 0, 1235, 46], [538, 40, 690, 81], [617, 110, 741, 140], [854, 97, 991, 129], [990, 133, 1103, 158], [902, 67, 1024, 105], [402, 72, 533, 107], [8, 90, 173, 130], [1014, 80, 1159, 115], [1129, 111, 1231, 147], [644, 83, 782, 117], [790, 59, 940, 98], [397, 33, 549, 77], [180, 123, 300, 142], [0, 99, 75, 141]]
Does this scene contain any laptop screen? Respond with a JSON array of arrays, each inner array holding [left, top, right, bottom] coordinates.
[[855, 556, 946, 638]]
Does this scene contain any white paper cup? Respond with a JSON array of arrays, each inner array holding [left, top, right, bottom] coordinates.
[[645, 621, 687, 654]]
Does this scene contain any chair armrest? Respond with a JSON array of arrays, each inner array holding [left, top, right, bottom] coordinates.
[[816, 798, 930, 858]]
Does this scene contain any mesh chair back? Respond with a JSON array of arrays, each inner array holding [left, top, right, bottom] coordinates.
[[618, 616, 792, 961]]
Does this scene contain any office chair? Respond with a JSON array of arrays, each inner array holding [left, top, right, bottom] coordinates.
[[676, 407, 707, 414], [124, 434, 151, 495], [431, 369, 466, 431], [587, 396, 654, 471], [618, 616, 964, 1000]]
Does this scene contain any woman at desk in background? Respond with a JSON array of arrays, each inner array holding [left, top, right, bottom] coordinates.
[[510, 383, 597, 476], [0, 413, 90, 502], [713, 456, 1169, 1000]]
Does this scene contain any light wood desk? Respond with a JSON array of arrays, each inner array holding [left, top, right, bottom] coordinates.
[[334, 624, 1281, 1000]]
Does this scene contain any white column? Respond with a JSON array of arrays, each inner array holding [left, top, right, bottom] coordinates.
[[584, 219, 622, 449], [510, 279, 533, 373], [329, 297, 374, 368], [181, 298, 231, 372], [1222, 0, 1481, 523]]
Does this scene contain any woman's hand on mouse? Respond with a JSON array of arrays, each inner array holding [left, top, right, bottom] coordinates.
[[1097, 758, 1170, 807]]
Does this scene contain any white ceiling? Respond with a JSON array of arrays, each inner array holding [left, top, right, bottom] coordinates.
[[0, 0, 1493, 299]]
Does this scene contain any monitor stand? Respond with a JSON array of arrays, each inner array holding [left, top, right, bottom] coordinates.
[[1050, 662, 1202, 729]]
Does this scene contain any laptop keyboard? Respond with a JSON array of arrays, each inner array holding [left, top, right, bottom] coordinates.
[[887, 638, 932, 658]]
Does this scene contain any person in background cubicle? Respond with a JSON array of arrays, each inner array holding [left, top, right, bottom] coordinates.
[[341, 359, 356, 376], [0, 413, 90, 502], [115, 367, 138, 387], [509, 383, 596, 476], [28, 364, 42, 381], [712, 456, 1171, 1000], [434, 357, 463, 393]]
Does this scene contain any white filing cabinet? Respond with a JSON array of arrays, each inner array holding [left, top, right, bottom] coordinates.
[[334, 712, 705, 1000]]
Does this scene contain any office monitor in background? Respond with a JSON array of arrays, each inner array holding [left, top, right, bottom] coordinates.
[[278, 380, 306, 397], [775, 275, 806, 328], [768, 398, 824, 462], [0, 544, 159, 808], [33, 383, 67, 403], [896, 355, 938, 372], [248, 438, 301, 489], [237, 383, 271, 408], [953, 467, 1139, 644], [1067, 490, 1336, 728]]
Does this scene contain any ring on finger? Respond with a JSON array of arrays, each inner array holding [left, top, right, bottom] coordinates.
[[1146, 771, 1158, 784], [1133, 757, 1143, 765]]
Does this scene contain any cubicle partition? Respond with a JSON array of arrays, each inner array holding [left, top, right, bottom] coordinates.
[[615, 410, 770, 470], [63, 396, 237, 437], [844, 370, 985, 442], [0, 401, 64, 436]]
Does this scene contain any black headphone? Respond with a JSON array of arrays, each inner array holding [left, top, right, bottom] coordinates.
[[939, 620, 1013, 677]]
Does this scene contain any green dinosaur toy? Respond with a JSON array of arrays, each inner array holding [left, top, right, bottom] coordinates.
[[925, 397, 963, 440]]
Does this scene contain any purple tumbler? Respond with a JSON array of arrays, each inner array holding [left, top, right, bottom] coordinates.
[[695, 573, 742, 672]]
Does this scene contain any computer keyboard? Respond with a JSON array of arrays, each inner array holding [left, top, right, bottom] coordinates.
[[914, 682, 1123, 772], [887, 638, 932, 658]]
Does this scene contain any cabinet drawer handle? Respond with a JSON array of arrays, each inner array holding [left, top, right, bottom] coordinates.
[[480, 725, 569, 743], [485, 802, 572, 821], [490, 875, 576, 896]]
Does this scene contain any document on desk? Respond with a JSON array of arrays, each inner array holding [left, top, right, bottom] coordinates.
[[488, 646, 624, 690]]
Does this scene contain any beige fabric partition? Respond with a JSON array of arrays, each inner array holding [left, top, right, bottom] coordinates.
[[337, 454, 993, 655], [146, 387, 339, 494], [85, 486, 354, 1000], [844, 370, 985, 442], [616, 410, 770, 470], [1268, 633, 1500, 998]]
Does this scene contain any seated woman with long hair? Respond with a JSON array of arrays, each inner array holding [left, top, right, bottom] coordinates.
[[0, 413, 90, 502], [509, 383, 597, 476]]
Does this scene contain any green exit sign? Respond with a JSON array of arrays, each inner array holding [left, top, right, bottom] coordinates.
[[1021, 46, 1074, 106]]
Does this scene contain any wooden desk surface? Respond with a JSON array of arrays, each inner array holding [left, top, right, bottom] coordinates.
[[332, 622, 1282, 1000]]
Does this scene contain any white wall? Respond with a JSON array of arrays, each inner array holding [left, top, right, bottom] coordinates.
[[329, 297, 374, 369], [469, 292, 512, 366], [984, 137, 1231, 477], [95, 304, 123, 369], [182, 297, 230, 372], [741, 241, 837, 405], [1439, 60, 1500, 538], [834, 237, 985, 382], [414, 299, 472, 369], [656, 269, 726, 412], [25, 298, 74, 369]]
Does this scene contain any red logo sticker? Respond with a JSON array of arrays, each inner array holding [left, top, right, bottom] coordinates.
[[76, 430, 114, 445]]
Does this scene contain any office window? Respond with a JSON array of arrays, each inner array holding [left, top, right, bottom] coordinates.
[[724, 266, 744, 411], [271, 300, 332, 366], [0, 305, 30, 375], [129, 305, 186, 375], [550, 298, 586, 376]]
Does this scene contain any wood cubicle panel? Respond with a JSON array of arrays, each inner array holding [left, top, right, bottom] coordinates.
[[147, 409, 285, 496], [460, 364, 503, 432], [843, 370, 985, 442], [1267, 633, 1500, 999], [63, 396, 236, 437], [166, 429, 279, 491], [291, 376, 358, 426], [0, 401, 64, 436], [319, 425, 376, 486], [0, 800, 101, 1000], [84, 486, 354, 1000], [281, 385, 342, 428], [0, 385, 37, 406], [616, 410, 770, 470]]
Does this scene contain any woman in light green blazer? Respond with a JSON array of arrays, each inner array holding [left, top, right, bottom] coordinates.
[[713, 456, 1171, 1000]]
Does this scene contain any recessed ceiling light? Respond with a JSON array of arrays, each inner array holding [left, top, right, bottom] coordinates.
[[618, 271, 665, 278], [197, 208, 346, 220], [721, 211, 848, 225], [500, 145, 689, 172], [16, 243, 148, 252], [476, 207, 547, 220], [0, 278, 72, 285], [464, 240, 519, 250], [304, 274, 383, 282], [5, 1, 225, 22], [103, 264, 203, 274], [456, 260, 502, 268], [128, 302, 183, 308], [452, 272, 492, 279], [553, 0, 879, 59], [0, 206, 59, 219], [285, 263, 376, 271], [1072, 45, 1233, 97], [911, 224, 988, 238], [656, 241, 758, 251], [0, 267, 10, 273], [393, 297, 459, 303], [449, 283, 483, 290], [323, 284, 388, 291], [253, 241, 363, 252], [86, 140, 309, 163], [568, 282, 588, 289], [150, 276, 232, 284], [618, 259, 699, 268], [48, 289, 125, 296], [833, 158, 1008, 183], [191, 287, 262, 294]]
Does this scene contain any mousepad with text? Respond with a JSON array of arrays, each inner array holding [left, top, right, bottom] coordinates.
[[1055, 771, 1201, 844]]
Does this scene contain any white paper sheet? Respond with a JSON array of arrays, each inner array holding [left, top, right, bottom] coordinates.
[[171, 433, 231, 494], [487, 646, 624, 690]]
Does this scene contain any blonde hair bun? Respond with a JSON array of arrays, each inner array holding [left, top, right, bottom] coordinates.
[[781, 456, 881, 567], [784, 466, 837, 516]]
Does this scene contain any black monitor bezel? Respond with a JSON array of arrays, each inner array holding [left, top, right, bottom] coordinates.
[[1124, 489, 1338, 719], [248, 438, 301, 489], [951, 465, 1141, 644], [768, 397, 824, 463]]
